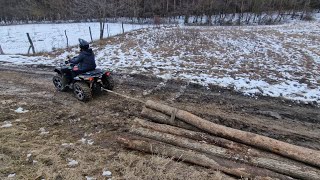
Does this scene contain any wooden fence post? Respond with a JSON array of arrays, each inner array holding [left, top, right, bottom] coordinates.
[[154, 15, 161, 28], [64, 30, 69, 48], [89, 27, 93, 42], [99, 21, 105, 40], [122, 22, 124, 34], [26, 33, 35, 55], [0, 45, 4, 55], [107, 24, 110, 37]]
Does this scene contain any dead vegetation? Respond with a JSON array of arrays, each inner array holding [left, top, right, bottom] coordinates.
[[113, 152, 227, 180], [0, 70, 237, 179]]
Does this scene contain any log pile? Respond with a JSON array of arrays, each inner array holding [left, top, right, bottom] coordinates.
[[117, 100, 320, 179]]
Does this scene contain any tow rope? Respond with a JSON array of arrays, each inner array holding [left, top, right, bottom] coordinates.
[[102, 88, 146, 104]]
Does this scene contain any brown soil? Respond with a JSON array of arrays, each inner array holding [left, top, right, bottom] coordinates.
[[0, 66, 319, 179]]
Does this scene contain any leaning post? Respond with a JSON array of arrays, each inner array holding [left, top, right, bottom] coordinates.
[[26, 33, 35, 55], [0, 45, 4, 54]]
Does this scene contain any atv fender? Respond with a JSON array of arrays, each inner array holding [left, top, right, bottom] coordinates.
[[54, 69, 63, 75]]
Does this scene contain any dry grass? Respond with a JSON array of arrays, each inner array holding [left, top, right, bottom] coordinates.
[[112, 152, 228, 180], [0, 73, 230, 180], [0, 124, 227, 180]]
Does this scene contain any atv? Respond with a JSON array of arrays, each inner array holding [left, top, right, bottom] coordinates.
[[52, 61, 114, 101]]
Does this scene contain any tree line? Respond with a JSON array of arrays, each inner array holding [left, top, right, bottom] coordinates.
[[0, 0, 319, 24]]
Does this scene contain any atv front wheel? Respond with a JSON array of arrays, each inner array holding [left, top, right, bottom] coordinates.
[[102, 75, 114, 90], [53, 75, 67, 92], [73, 82, 92, 101]]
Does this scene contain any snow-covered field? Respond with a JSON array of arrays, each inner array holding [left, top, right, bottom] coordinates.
[[0, 22, 151, 54], [99, 22, 320, 104], [0, 20, 319, 104]]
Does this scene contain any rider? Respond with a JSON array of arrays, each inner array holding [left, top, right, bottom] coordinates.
[[68, 38, 96, 77]]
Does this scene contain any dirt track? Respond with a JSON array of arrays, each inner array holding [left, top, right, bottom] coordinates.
[[0, 66, 319, 179]]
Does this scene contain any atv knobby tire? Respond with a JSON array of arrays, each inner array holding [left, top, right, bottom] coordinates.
[[92, 83, 103, 95], [53, 75, 68, 92], [102, 76, 114, 90], [73, 82, 92, 101]]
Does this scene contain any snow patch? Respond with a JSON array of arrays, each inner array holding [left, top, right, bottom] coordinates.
[[102, 170, 112, 177], [79, 138, 87, 144], [67, 159, 79, 167], [79, 138, 94, 145], [61, 143, 74, 147], [85, 176, 96, 180], [8, 173, 16, 178], [1, 121, 12, 128], [39, 128, 49, 135], [14, 107, 29, 113], [87, 139, 94, 145]]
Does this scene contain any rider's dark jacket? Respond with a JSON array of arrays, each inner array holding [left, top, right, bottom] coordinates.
[[70, 49, 96, 72]]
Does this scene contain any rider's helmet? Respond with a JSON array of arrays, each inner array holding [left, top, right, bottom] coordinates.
[[79, 38, 89, 50]]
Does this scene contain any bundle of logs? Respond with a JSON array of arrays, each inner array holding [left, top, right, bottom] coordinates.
[[117, 100, 320, 179]]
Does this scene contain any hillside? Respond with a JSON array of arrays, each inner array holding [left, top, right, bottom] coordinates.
[[1, 20, 319, 105]]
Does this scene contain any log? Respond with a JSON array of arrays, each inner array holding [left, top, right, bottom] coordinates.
[[117, 135, 250, 178], [145, 100, 320, 168], [141, 107, 199, 131], [141, 108, 261, 154], [141, 108, 319, 170], [136, 116, 252, 153], [131, 122, 320, 180], [131, 118, 320, 179]]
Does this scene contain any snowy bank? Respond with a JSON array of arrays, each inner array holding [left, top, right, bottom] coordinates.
[[0, 22, 152, 54]]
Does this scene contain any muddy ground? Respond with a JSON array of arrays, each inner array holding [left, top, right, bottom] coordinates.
[[0, 66, 319, 180]]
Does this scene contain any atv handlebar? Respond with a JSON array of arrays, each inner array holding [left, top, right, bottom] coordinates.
[[65, 55, 71, 64], [59, 56, 76, 68]]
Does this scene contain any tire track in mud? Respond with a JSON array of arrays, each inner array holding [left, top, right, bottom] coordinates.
[[1, 65, 319, 151]]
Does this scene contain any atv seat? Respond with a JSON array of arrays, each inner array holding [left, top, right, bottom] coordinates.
[[81, 69, 104, 76]]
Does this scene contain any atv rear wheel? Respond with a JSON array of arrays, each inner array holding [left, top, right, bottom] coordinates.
[[53, 75, 67, 92], [102, 75, 114, 90], [92, 83, 103, 95], [73, 82, 92, 101]]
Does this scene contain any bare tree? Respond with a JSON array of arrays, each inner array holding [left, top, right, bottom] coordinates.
[[0, 0, 318, 25], [74, 0, 116, 40]]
